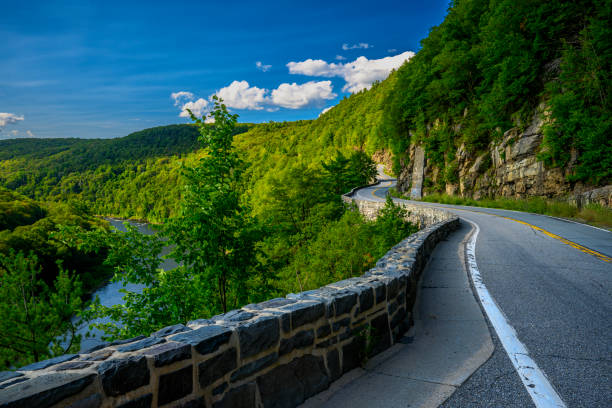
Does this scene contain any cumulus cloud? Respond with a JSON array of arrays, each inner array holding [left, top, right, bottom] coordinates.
[[319, 106, 334, 116], [179, 98, 209, 118], [216, 80, 268, 110], [388, 48, 397, 53], [255, 61, 272, 72], [171, 78, 337, 115], [342, 43, 372, 50], [10, 130, 19, 136], [171, 91, 195, 106], [0, 112, 24, 131], [287, 51, 414, 93], [335, 55, 346, 61], [26, 130, 34, 137], [271, 81, 336, 109]]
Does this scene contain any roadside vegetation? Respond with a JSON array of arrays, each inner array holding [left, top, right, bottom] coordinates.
[[389, 188, 612, 230]]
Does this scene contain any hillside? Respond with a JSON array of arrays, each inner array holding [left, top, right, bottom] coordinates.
[[384, 0, 611, 202], [0, 0, 610, 218]]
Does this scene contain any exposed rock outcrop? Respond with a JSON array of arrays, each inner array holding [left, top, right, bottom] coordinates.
[[397, 111, 611, 207]]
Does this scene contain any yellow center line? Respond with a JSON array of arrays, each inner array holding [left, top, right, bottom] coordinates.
[[442, 206, 611, 263]]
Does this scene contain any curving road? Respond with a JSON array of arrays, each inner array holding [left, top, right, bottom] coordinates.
[[357, 179, 611, 407]]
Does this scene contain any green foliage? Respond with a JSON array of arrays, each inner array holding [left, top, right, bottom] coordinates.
[[278, 197, 416, 294], [0, 188, 111, 292], [540, 0, 611, 184], [165, 97, 261, 314], [0, 251, 84, 370], [386, 0, 610, 184]]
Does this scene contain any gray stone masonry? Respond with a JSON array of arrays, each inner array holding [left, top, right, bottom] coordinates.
[[0, 199, 457, 408]]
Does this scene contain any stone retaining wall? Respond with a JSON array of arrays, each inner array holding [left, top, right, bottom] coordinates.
[[342, 194, 456, 227], [0, 199, 459, 408]]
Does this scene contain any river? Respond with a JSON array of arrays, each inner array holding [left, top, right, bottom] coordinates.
[[75, 218, 176, 351]]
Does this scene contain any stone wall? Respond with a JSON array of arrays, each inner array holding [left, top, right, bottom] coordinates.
[[0, 201, 459, 408], [342, 194, 456, 228]]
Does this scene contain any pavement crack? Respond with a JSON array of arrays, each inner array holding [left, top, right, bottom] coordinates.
[[371, 370, 457, 388], [539, 354, 612, 363]]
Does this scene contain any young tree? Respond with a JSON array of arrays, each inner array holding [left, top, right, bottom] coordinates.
[[0, 250, 83, 370], [165, 96, 259, 314]]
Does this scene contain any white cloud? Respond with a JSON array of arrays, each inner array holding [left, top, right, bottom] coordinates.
[[26, 130, 34, 137], [171, 91, 195, 106], [179, 98, 209, 118], [271, 81, 336, 109], [0, 112, 24, 131], [287, 51, 414, 93], [255, 61, 272, 72], [388, 48, 397, 53], [319, 106, 334, 116], [342, 43, 372, 50], [10, 130, 19, 136], [335, 55, 346, 61], [216, 80, 268, 110]]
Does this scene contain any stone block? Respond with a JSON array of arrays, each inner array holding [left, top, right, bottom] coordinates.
[[326, 349, 341, 381], [279, 329, 314, 356], [199, 348, 237, 388], [316, 324, 331, 338], [66, 393, 102, 408], [80, 349, 114, 362], [279, 301, 325, 329], [116, 394, 152, 408], [152, 324, 191, 338], [177, 397, 206, 408], [212, 383, 228, 396], [342, 339, 364, 373], [18, 354, 78, 371], [110, 336, 146, 346], [144, 342, 191, 367], [158, 365, 193, 406], [116, 336, 165, 353], [357, 286, 374, 312], [0, 372, 23, 384], [170, 325, 232, 356], [98, 356, 149, 397], [332, 317, 350, 333], [237, 315, 279, 359], [54, 361, 93, 371], [315, 336, 338, 349], [369, 313, 392, 355], [332, 291, 358, 316], [213, 382, 258, 408], [0, 372, 95, 408], [230, 352, 278, 383], [257, 355, 329, 408]]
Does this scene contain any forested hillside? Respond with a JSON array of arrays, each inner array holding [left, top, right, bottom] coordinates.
[[384, 0, 610, 189]]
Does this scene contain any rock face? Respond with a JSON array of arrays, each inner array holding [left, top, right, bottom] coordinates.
[[0, 200, 458, 408], [397, 111, 611, 207]]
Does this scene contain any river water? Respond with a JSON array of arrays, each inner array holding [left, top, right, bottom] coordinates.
[[75, 219, 176, 351]]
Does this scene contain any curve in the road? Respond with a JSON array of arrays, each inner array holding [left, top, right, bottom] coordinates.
[[357, 178, 612, 407]]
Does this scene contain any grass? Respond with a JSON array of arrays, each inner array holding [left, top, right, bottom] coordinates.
[[388, 188, 612, 230]]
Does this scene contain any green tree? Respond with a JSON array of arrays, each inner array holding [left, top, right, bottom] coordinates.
[[0, 250, 83, 370], [165, 96, 260, 314]]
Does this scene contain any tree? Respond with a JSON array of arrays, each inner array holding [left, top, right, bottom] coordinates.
[[165, 96, 260, 314], [0, 250, 83, 370]]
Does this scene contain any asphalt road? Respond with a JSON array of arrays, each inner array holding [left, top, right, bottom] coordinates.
[[356, 180, 612, 407]]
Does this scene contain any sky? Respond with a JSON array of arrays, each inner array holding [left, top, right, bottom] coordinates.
[[0, 0, 450, 139]]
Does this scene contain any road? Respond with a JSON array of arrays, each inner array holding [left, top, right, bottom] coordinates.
[[357, 180, 612, 407]]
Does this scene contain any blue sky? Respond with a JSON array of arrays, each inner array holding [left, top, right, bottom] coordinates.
[[0, 0, 449, 139]]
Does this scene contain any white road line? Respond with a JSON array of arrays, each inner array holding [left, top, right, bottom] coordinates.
[[464, 219, 567, 408]]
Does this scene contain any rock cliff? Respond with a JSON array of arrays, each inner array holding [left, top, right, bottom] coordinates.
[[396, 111, 612, 207]]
